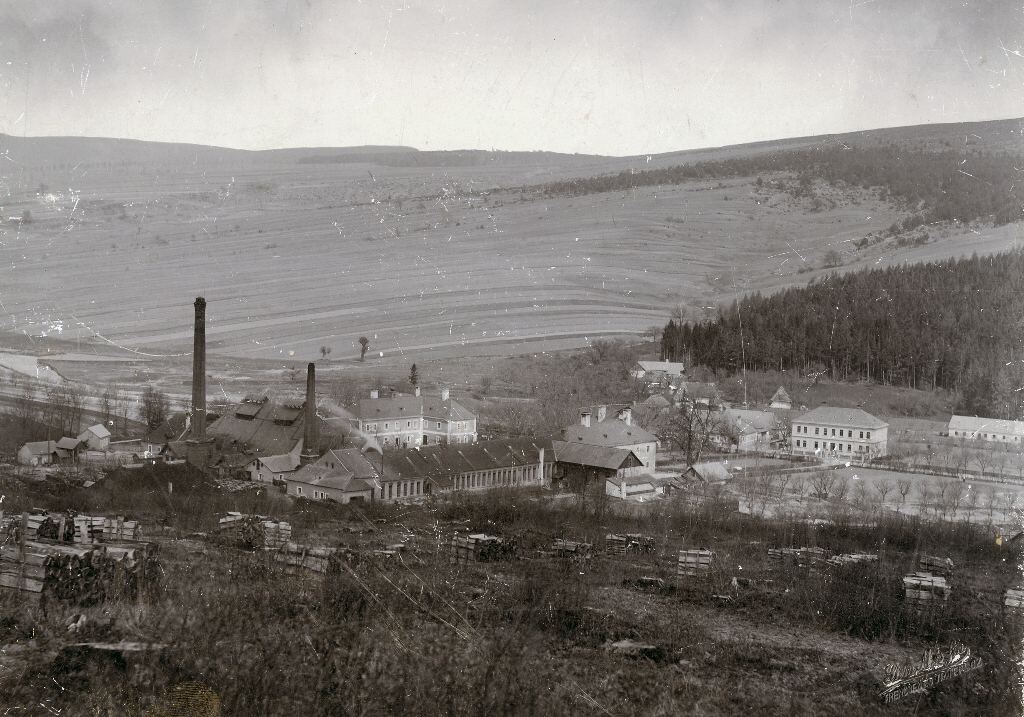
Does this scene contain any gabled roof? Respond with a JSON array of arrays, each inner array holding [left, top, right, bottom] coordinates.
[[288, 448, 381, 492], [82, 424, 111, 439], [550, 440, 642, 470], [561, 418, 656, 448], [354, 393, 474, 422], [948, 415, 1024, 438], [207, 399, 313, 456], [674, 382, 719, 400], [641, 394, 672, 410], [770, 387, 792, 405], [636, 360, 685, 375], [721, 408, 780, 435], [56, 437, 81, 450], [257, 453, 301, 474], [22, 440, 57, 455], [379, 438, 552, 489], [794, 406, 888, 430], [689, 462, 731, 481]]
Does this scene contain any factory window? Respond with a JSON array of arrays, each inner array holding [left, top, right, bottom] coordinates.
[[866, 432, 871, 439], [859, 431, 864, 438], [814, 442, 818, 449], [815, 427, 819, 435]]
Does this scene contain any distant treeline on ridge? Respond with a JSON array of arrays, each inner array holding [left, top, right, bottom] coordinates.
[[661, 251, 1024, 418], [538, 145, 1024, 228]]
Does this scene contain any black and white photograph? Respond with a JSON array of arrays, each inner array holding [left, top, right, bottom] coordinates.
[[0, 1, 1022, 713]]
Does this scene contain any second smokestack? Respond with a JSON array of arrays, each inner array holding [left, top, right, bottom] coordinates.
[[302, 362, 319, 462], [190, 297, 207, 441]]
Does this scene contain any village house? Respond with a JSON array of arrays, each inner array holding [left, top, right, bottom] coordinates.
[[947, 415, 1024, 444], [560, 406, 658, 471], [790, 406, 889, 459], [673, 382, 722, 409], [353, 387, 476, 449], [769, 386, 793, 410], [715, 408, 783, 453], [76, 424, 111, 451], [55, 437, 82, 462], [18, 441, 58, 466], [286, 448, 380, 503], [684, 461, 733, 483], [631, 360, 686, 390]]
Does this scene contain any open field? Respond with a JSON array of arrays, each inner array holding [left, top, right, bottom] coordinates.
[[2, 119, 1021, 366], [0, 465, 1018, 714]]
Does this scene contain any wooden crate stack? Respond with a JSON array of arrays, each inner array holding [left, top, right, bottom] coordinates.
[[827, 553, 878, 568], [273, 542, 336, 573], [1004, 588, 1024, 613], [216, 513, 292, 550], [767, 546, 831, 574], [605, 533, 656, 556], [918, 555, 954, 577], [677, 549, 714, 579], [450, 533, 514, 565], [552, 538, 592, 559], [903, 572, 950, 607]]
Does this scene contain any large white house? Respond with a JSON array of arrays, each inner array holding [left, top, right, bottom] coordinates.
[[791, 406, 888, 459], [354, 387, 476, 448], [948, 415, 1024, 444]]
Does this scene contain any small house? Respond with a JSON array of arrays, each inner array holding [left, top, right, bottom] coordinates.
[[55, 437, 82, 462], [769, 387, 792, 410], [18, 441, 58, 466], [77, 424, 112, 451]]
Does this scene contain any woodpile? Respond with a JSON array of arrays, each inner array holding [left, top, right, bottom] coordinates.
[[0, 526, 158, 605], [450, 534, 516, 565], [677, 549, 714, 579], [1004, 588, 1024, 613], [918, 554, 954, 576], [16, 512, 142, 544], [273, 542, 336, 574], [827, 553, 878, 567], [605, 533, 656, 556], [216, 513, 291, 550], [903, 572, 950, 607]]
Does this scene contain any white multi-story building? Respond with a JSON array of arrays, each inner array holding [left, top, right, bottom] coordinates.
[[791, 406, 888, 459], [354, 387, 476, 449]]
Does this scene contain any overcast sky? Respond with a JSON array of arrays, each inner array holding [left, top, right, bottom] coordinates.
[[0, 1, 1020, 155]]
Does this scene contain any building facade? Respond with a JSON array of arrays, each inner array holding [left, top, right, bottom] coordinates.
[[560, 406, 657, 471], [790, 406, 888, 459], [354, 388, 476, 449], [948, 415, 1024, 444]]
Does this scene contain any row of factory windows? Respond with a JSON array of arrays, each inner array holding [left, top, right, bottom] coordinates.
[[794, 440, 870, 452], [454, 465, 542, 490], [364, 421, 472, 432]]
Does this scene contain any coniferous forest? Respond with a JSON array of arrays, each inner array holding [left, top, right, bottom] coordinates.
[[661, 251, 1024, 419]]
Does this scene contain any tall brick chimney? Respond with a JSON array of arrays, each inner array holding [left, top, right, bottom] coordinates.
[[301, 362, 320, 464], [190, 297, 207, 441]]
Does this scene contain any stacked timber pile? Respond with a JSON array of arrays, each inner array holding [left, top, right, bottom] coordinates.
[[827, 553, 878, 568], [12, 512, 143, 545], [605, 533, 656, 556], [450, 534, 516, 565], [216, 513, 292, 550], [903, 572, 950, 607], [918, 555, 954, 576], [768, 546, 831, 568], [1004, 588, 1024, 613], [551, 539, 592, 559], [677, 549, 714, 579], [0, 535, 159, 604], [273, 542, 336, 574]]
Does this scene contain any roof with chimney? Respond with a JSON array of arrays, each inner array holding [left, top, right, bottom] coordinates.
[[794, 406, 888, 430], [205, 398, 314, 456], [354, 393, 474, 422], [288, 448, 381, 492], [560, 417, 656, 448]]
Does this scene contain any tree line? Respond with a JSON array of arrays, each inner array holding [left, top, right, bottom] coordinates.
[[661, 251, 1024, 419], [533, 144, 1024, 227]]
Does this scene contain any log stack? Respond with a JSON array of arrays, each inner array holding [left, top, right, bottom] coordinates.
[[551, 539, 592, 559], [677, 549, 714, 579], [1004, 588, 1024, 613], [827, 553, 878, 568], [903, 572, 950, 607]]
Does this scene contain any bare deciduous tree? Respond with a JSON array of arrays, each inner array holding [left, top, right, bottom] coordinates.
[[810, 470, 836, 500], [896, 478, 912, 512]]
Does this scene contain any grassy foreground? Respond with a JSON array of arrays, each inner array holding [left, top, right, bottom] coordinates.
[[0, 465, 1019, 715]]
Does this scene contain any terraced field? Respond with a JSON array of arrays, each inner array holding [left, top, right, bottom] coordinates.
[[1, 121, 1020, 364]]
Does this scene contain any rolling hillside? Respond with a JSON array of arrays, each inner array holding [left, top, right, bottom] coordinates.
[[0, 118, 1020, 365]]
